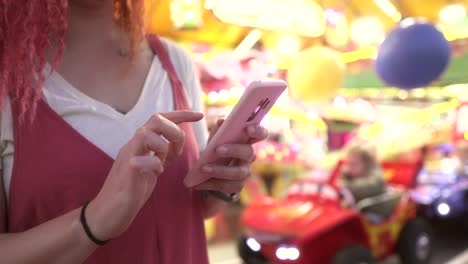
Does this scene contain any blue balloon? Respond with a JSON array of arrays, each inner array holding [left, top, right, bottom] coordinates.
[[375, 20, 451, 89]]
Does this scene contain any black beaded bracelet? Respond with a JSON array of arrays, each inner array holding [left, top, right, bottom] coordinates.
[[80, 201, 109, 246]]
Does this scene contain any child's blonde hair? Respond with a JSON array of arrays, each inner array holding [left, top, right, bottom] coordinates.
[[346, 142, 379, 175]]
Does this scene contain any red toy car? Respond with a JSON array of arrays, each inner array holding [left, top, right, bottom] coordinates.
[[238, 161, 433, 264]]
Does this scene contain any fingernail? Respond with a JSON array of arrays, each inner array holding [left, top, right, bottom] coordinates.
[[202, 166, 213, 173], [217, 146, 228, 154], [248, 126, 256, 134]]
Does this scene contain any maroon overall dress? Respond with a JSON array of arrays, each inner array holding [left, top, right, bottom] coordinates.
[[7, 35, 209, 264]]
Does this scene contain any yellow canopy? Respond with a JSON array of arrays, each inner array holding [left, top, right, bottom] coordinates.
[[147, 0, 468, 48]]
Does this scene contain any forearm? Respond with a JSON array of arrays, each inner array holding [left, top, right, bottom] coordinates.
[[201, 193, 227, 219], [0, 208, 98, 264]]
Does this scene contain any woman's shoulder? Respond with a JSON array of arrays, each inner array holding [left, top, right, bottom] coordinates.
[[155, 37, 199, 100], [158, 37, 194, 74]]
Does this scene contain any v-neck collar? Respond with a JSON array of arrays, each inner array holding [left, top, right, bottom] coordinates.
[[43, 57, 157, 120]]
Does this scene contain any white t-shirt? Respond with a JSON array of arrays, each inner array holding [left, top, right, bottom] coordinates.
[[1, 39, 209, 198]]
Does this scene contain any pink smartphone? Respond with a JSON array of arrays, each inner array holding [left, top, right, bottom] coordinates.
[[184, 79, 287, 188]]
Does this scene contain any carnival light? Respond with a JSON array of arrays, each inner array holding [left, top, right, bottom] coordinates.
[[277, 36, 302, 56], [246, 237, 262, 252], [230, 86, 245, 97], [324, 9, 343, 26], [170, 0, 203, 29], [267, 145, 276, 155], [274, 153, 283, 161], [400, 17, 426, 29], [412, 88, 426, 98], [218, 89, 230, 101], [398, 90, 409, 100], [208, 0, 325, 37], [439, 4, 466, 25], [350, 17, 385, 46], [207, 91, 219, 103], [307, 112, 320, 121], [204, 0, 216, 9], [276, 246, 300, 261], [323, 8, 348, 48], [437, 202, 450, 216], [332, 96, 347, 109], [373, 0, 402, 22], [235, 29, 263, 55], [341, 47, 378, 63]]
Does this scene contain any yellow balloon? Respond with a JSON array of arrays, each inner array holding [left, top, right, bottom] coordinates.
[[287, 46, 345, 102]]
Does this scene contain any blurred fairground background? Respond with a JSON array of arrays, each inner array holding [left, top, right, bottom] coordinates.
[[149, 1, 468, 263]]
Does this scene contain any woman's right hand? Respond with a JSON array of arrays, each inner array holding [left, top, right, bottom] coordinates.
[[85, 111, 203, 241]]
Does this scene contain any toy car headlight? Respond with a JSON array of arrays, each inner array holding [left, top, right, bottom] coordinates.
[[246, 237, 262, 252], [276, 245, 300, 261], [437, 202, 450, 216]]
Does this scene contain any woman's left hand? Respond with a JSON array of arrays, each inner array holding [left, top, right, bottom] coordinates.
[[194, 119, 268, 196]]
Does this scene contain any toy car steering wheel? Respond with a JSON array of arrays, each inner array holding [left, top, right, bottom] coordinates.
[[314, 183, 355, 207]]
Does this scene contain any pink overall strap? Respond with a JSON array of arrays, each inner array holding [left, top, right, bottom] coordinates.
[[146, 35, 209, 264], [146, 35, 236, 202], [147, 34, 190, 111]]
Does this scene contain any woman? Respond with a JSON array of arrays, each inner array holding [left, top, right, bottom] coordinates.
[[338, 143, 386, 203], [0, 1, 267, 263]]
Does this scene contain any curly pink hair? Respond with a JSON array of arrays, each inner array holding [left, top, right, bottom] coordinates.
[[0, 0, 146, 123]]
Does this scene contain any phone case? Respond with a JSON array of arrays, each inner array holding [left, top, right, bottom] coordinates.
[[184, 79, 287, 188]]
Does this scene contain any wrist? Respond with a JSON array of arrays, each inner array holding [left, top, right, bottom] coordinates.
[[202, 191, 229, 218], [72, 208, 99, 249], [83, 199, 112, 242], [81, 201, 110, 245]]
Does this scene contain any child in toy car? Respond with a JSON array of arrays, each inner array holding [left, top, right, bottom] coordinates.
[[337, 143, 398, 221], [338, 143, 386, 201]]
